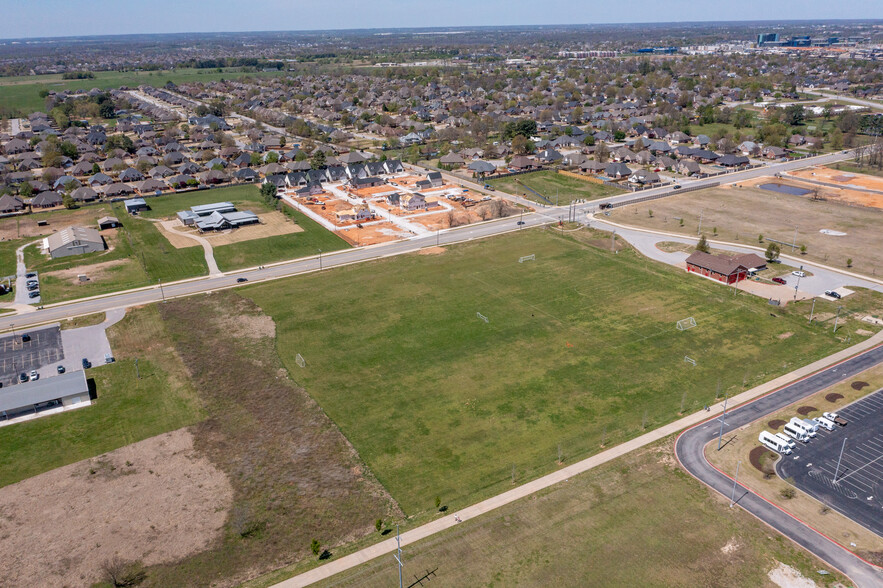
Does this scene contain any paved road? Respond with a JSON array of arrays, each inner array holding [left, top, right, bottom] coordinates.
[[816, 92, 883, 112], [675, 345, 883, 588]]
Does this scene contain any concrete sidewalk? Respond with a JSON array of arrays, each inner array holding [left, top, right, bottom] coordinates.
[[274, 330, 883, 588]]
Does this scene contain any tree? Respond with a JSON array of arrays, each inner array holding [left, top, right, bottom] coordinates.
[[696, 234, 710, 253], [62, 193, 75, 209], [613, 130, 626, 142], [250, 152, 263, 167], [595, 142, 609, 163], [800, 244, 807, 255], [91, 163, 101, 174], [19, 182, 33, 198], [375, 519, 383, 533], [260, 182, 278, 203], [830, 128, 843, 150], [265, 151, 279, 164], [765, 243, 780, 263], [633, 137, 644, 152], [59, 141, 78, 158], [435, 496, 441, 510], [511, 134, 534, 155], [783, 104, 805, 127], [310, 539, 321, 557], [846, 258, 852, 268], [310, 149, 327, 169]]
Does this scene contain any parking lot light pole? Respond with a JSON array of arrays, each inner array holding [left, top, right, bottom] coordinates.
[[158, 279, 166, 303], [832, 437, 848, 484], [730, 461, 742, 507]]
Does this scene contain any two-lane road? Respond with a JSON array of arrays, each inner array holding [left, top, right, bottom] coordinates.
[[675, 345, 883, 587]]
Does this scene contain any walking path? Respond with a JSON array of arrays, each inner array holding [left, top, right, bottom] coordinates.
[[273, 331, 883, 588], [157, 220, 223, 276]]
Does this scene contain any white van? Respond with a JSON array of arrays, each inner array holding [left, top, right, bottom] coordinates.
[[774, 432, 797, 451], [783, 423, 810, 443], [759, 431, 792, 454], [789, 417, 817, 438], [814, 416, 836, 431]]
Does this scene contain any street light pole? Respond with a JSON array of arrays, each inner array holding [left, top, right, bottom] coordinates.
[[730, 461, 742, 507], [318, 249, 323, 270], [158, 279, 166, 303], [833, 437, 848, 483]]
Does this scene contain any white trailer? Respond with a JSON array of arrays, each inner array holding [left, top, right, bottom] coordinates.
[[759, 430, 792, 454], [783, 423, 811, 443], [790, 417, 818, 438]]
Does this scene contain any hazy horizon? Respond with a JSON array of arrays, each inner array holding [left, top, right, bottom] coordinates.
[[1, 0, 881, 41]]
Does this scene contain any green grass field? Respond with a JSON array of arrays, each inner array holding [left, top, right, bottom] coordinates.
[[0, 68, 285, 116], [244, 228, 851, 516], [137, 185, 274, 219], [300, 440, 845, 588], [0, 307, 203, 488], [487, 170, 624, 205]]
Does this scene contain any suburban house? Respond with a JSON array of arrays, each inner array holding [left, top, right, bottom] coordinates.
[[439, 153, 465, 166], [0, 195, 25, 213], [44, 225, 106, 258], [717, 154, 750, 167], [400, 192, 428, 211], [676, 160, 701, 176], [629, 169, 660, 185], [762, 146, 787, 159], [468, 160, 496, 175], [605, 162, 632, 179], [31, 191, 63, 208]]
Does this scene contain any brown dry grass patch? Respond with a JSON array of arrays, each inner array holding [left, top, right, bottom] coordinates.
[[0, 429, 232, 588], [146, 292, 401, 587]]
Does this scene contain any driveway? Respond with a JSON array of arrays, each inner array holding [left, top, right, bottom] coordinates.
[[14, 241, 41, 306], [57, 308, 126, 376]]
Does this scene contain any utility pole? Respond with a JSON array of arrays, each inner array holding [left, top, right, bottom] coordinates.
[[832, 437, 847, 484], [135, 358, 140, 379], [833, 306, 843, 333], [611, 229, 616, 253], [717, 391, 729, 451], [792, 226, 798, 251], [158, 279, 166, 303], [318, 248, 323, 270], [697, 210, 703, 235], [809, 298, 816, 323], [394, 525, 404, 588], [730, 461, 742, 507]]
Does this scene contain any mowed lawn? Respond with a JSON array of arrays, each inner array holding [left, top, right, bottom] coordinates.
[[310, 440, 845, 588], [487, 170, 624, 205], [245, 228, 848, 515]]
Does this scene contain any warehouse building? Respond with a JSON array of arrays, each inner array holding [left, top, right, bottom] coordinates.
[[43, 226, 106, 259], [0, 371, 90, 427]]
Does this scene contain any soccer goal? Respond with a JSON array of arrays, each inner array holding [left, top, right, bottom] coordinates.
[[295, 353, 306, 368], [676, 317, 697, 331], [519, 254, 535, 263], [476, 312, 489, 323], [684, 356, 697, 366]]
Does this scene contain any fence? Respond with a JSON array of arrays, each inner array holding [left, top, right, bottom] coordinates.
[[557, 169, 606, 185]]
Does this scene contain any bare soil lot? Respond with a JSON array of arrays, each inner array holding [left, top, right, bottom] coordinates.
[[0, 429, 232, 588], [156, 212, 303, 249], [607, 180, 883, 275], [0, 204, 116, 241]]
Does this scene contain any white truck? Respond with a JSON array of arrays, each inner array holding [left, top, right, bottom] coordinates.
[[814, 415, 836, 431], [759, 430, 792, 454]]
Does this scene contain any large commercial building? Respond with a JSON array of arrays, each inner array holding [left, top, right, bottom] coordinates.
[[0, 371, 91, 427], [44, 226, 106, 259]]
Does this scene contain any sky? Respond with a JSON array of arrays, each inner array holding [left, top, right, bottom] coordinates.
[[0, 0, 880, 40]]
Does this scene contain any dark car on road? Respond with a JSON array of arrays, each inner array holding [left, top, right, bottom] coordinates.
[[82, 358, 91, 369], [57, 365, 65, 374], [237, 277, 248, 283], [18, 373, 28, 383], [825, 290, 841, 299], [772, 277, 786, 285]]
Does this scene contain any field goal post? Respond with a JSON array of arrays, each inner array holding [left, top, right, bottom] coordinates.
[[519, 254, 535, 263], [676, 317, 697, 331], [476, 312, 489, 323], [684, 356, 697, 366], [295, 353, 306, 368]]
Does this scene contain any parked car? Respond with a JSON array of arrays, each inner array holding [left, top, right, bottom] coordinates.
[[82, 358, 91, 369], [19, 373, 28, 383], [484, 184, 495, 191], [237, 277, 248, 283], [825, 290, 841, 299], [772, 277, 787, 285], [28, 291, 40, 299], [57, 365, 65, 374], [26, 280, 38, 287], [791, 270, 806, 277], [27, 283, 39, 291], [672, 184, 681, 189], [824, 411, 847, 426], [104, 353, 114, 364], [29, 369, 38, 381], [25, 272, 36, 278], [517, 221, 526, 225], [21, 333, 30, 342]]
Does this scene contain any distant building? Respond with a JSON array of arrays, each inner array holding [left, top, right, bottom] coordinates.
[[176, 202, 260, 232], [757, 33, 779, 46], [0, 371, 91, 427]]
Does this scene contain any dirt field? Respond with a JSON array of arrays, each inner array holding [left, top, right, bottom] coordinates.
[[0, 429, 232, 588], [0, 205, 116, 241], [790, 165, 883, 192], [607, 180, 883, 275], [155, 212, 303, 249], [784, 167, 883, 209], [337, 221, 413, 245]]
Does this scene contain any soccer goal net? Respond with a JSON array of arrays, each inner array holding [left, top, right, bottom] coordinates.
[[518, 254, 536, 263], [476, 312, 489, 323], [295, 353, 306, 368], [676, 317, 697, 331]]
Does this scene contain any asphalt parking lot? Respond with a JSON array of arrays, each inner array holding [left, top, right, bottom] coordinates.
[[0, 325, 64, 386], [776, 389, 883, 537]]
